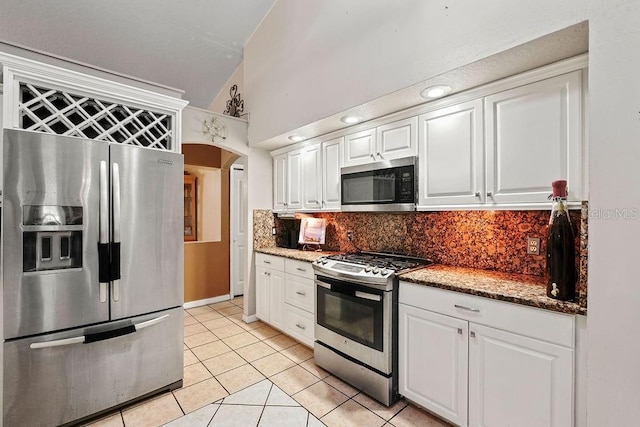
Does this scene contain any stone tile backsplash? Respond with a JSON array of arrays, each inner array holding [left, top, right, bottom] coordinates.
[[258, 204, 588, 308]]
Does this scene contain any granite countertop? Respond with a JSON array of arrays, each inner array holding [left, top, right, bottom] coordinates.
[[400, 265, 586, 315], [254, 247, 338, 263], [254, 247, 585, 316]]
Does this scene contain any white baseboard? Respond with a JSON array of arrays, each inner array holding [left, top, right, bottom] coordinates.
[[243, 314, 259, 323], [183, 294, 231, 309]]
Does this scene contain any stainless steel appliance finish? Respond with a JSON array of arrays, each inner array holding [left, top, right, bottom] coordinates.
[[340, 156, 417, 212], [3, 308, 183, 426], [313, 252, 431, 406], [1, 129, 184, 426]]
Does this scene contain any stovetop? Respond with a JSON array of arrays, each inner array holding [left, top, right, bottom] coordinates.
[[313, 251, 432, 288], [323, 252, 432, 273]]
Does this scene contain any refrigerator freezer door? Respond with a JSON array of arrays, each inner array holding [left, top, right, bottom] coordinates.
[[2, 130, 110, 339], [3, 307, 183, 426], [109, 144, 184, 320]]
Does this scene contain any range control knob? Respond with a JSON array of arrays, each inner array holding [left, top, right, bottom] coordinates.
[[364, 266, 372, 273], [372, 267, 380, 275], [381, 269, 389, 276], [321, 259, 329, 265]]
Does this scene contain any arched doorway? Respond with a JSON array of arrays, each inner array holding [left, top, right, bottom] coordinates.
[[182, 143, 244, 304]]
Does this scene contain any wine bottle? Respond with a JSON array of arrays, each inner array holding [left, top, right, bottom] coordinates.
[[546, 180, 576, 301]]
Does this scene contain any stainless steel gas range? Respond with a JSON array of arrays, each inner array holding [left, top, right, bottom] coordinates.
[[312, 252, 432, 406]]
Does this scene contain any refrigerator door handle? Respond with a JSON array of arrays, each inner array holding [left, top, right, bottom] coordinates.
[[112, 162, 122, 301], [98, 160, 109, 303], [29, 315, 170, 349], [30, 336, 86, 349], [134, 314, 170, 330]]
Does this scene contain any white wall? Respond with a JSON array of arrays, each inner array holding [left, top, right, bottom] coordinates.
[[585, 1, 640, 424], [244, 1, 640, 424], [209, 63, 245, 116], [244, 0, 587, 144], [244, 148, 273, 319]]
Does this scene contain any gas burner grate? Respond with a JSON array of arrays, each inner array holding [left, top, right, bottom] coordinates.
[[325, 252, 432, 273]]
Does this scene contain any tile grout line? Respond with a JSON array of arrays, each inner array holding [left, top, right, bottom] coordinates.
[[184, 302, 386, 427]]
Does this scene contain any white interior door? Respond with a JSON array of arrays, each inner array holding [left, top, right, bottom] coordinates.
[[231, 165, 246, 297]]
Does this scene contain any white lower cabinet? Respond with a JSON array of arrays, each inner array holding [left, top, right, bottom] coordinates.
[[399, 281, 575, 427], [468, 324, 573, 427], [255, 253, 315, 347], [255, 264, 284, 330], [399, 304, 469, 427]]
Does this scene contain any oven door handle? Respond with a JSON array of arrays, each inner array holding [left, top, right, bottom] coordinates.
[[354, 290, 382, 301], [317, 281, 331, 289]]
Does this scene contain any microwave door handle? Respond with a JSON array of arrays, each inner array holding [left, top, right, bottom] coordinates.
[[98, 161, 109, 303], [111, 162, 121, 302]]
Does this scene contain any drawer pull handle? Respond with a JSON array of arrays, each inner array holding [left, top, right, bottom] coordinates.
[[457, 328, 463, 335], [295, 290, 306, 296], [263, 260, 271, 264], [470, 331, 476, 338], [454, 304, 480, 313], [295, 323, 306, 330], [30, 315, 169, 349], [296, 267, 306, 272]]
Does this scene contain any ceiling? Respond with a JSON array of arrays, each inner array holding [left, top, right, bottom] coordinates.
[[0, 0, 276, 109]]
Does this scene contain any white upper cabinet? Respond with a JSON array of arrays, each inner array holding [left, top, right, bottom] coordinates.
[[322, 137, 342, 210], [485, 70, 583, 204], [376, 117, 418, 161], [302, 143, 322, 211], [343, 117, 418, 168], [286, 150, 303, 210], [418, 99, 484, 207], [343, 128, 377, 167], [273, 149, 303, 213], [273, 139, 341, 212], [273, 153, 287, 212], [273, 58, 586, 212]]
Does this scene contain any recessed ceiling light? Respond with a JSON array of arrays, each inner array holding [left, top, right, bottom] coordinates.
[[288, 135, 305, 142], [420, 85, 452, 99], [340, 115, 361, 124]]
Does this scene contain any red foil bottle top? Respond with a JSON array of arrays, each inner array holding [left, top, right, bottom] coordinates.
[[551, 180, 568, 198]]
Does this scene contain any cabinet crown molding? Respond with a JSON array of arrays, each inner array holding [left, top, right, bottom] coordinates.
[[0, 52, 188, 112]]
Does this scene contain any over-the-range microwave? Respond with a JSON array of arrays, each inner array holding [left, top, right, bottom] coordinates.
[[341, 156, 417, 212]]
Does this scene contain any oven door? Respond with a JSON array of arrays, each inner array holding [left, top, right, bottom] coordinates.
[[315, 274, 392, 374]]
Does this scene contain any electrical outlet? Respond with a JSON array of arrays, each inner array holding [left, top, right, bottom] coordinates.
[[347, 230, 354, 241], [527, 237, 541, 255], [272, 227, 277, 236]]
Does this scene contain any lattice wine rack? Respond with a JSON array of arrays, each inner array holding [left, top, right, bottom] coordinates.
[[18, 83, 174, 150]]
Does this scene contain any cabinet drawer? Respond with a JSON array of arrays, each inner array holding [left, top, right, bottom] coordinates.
[[285, 258, 314, 280], [399, 281, 575, 348], [255, 253, 285, 271], [284, 303, 314, 347], [284, 275, 314, 312]]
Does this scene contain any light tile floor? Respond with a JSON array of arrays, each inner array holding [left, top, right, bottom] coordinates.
[[84, 297, 452, 427]]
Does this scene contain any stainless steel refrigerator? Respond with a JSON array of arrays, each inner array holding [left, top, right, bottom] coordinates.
[[1, 129, 184, 426]]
